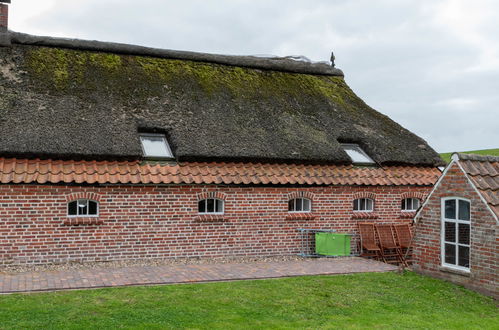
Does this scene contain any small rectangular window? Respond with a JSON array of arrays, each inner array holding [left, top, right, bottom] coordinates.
[[288, 198, 311, 213], [353, 198, 374, 212], [341, 144, 375, 164], [67, 199, 98, 217], [402, 198, 420, 211], [140, 133, 173, 158], [198, 198, 224, 214]]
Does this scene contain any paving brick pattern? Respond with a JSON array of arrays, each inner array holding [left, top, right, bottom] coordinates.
[[0, 257, 396, 293]]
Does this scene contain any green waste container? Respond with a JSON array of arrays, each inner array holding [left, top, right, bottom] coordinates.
[[315, 233, 351, 256]]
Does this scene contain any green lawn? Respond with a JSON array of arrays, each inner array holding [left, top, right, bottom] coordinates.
[[440, 148, 499, 163], [0, 272, 497, 329]]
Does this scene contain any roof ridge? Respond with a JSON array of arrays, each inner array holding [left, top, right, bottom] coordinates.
[[456, 153, 499, 163], [3, 31, 344, 77]]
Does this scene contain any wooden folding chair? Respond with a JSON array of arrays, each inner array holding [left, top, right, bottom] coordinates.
[[375, 224, 405, 265], [394, 224, 413, 265], [357, 223, 381, 261]]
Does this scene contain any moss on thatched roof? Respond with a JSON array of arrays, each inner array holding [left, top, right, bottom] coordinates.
[[0, 32, 444, 166]]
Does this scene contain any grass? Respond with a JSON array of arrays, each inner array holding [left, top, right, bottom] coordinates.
[[0, 272, 496, 329], [440, 148, 499, 163]]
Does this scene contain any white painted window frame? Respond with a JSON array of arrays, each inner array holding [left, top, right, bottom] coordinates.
[[341, 143, 375, 164], [441, 196, 471, 272], [288, 198, 312, 213], [401, 197, 420, 212], [139, 133, 174, 158], [198, 198, 225, 215], [353, 198, 374, 212], [67, 199, 99, 218]]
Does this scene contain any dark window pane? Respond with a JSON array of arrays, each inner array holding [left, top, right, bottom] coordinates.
[[353, 199, 359, 211], [215, 199, 223, 213], [68, 201, 77, 215], [445, 244, 456, 265], [458, 246, 470, 268], [288, 199, 295, 211], [414, 199, 420, 209], [360, 198, 366, 210], [88, 201, 98, 215], [444, 222, 456, 242], [444, 199, 456, 219], [458, 223, 470, 245], [458, 200, 470, 221], [198, 200, 206, 213], [207, 199, 215, 213], [296, 199, 303, 211], [401, 199, 406, 209], [77, 199, 88, 215], [303, 199, 311, 212], [367, 199, 373, 211]]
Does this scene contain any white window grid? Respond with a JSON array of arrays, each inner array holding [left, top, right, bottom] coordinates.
[[198, 198, 225, 215], [67, 199, 99, 217], [441, 197, 471, 272], [353, 198, 374, 212], [288, 198, 312, 213], [401, 198, 420, 211]]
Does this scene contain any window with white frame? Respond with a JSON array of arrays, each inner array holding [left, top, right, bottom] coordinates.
[[198, 198, 224, 214], [441, 197, 470, 271], [341, 144, 375, 164], [68, 199, 99, 217], [288, 198, 311, 213], [139, 133, 174, 158], [353, 198, 374, 212], [401, 198, 420, 211]]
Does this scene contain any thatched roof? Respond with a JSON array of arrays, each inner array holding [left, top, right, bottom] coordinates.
[[0, 32, 444, 166]]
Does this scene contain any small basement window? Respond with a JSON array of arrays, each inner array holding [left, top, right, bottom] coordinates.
[[353, 198, 374, 212], [402, 198, 420, 211], [341, 144, 375, 164], [288, 198, 311, 213], [198, 198, 224, 214], [68, 199, 99, 217], [140, 133, 173, 158]]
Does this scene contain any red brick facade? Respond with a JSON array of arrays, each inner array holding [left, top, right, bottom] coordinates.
[[413, 163, 498, 298], [0, 184, 430, 265], [0, 4, 8, 30]]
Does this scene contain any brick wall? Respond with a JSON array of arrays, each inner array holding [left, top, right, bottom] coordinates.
[[0, 4, 7, 31], [413, 163, 498, 298], [0, 184, 430, 265]]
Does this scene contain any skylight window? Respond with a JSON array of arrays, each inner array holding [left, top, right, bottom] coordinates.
[[140, 133, 173, 158], [341, 144, 374, 164]]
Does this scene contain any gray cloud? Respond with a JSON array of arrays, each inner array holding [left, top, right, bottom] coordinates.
[[9, 0, 499, 152]]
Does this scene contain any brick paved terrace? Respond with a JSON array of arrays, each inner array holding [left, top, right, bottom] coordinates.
[[0, 257, 396, 294]]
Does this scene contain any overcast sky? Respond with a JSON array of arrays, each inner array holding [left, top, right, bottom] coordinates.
[[8, 0, 498, 153]]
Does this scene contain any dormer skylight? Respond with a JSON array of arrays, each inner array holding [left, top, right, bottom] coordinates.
[[341, 144, 375, 164], [140, 133, 173, 158]]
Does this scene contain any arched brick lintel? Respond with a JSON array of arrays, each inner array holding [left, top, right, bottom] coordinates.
[[287, 191, 315, 201], [352, 192, 376, 200], [65, 192, 102, 203], [401, 192, 426, 201], [197, 191, 226, 201]]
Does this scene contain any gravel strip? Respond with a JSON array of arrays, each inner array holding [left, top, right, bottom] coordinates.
[[0, 255, 345, 275]]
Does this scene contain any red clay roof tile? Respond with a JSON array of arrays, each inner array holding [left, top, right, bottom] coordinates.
[[0, 158, 440, 187], [458, 154, 499, 218]]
